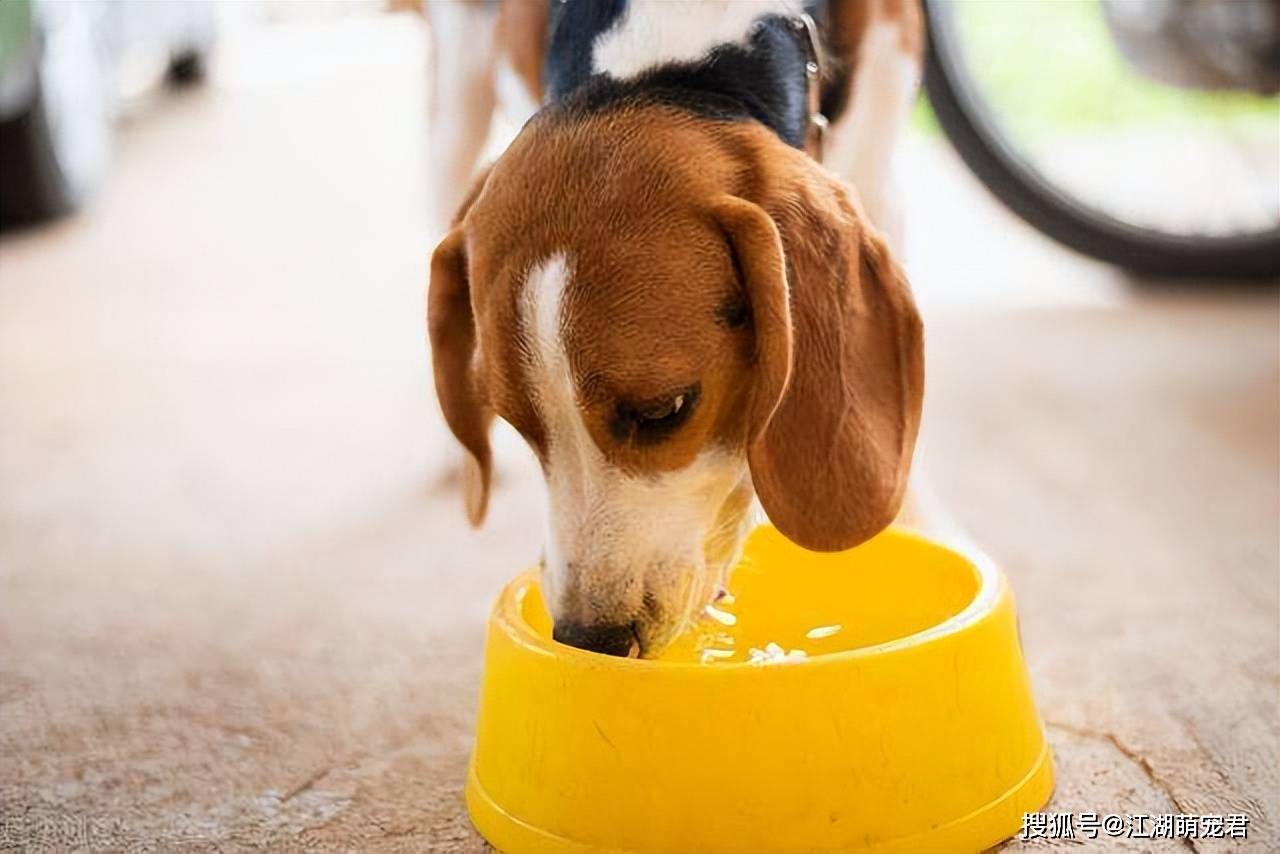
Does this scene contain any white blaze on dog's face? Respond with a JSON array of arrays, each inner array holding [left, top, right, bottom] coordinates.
[[520, 253, 755, 655], [428, 105, 924, 657]]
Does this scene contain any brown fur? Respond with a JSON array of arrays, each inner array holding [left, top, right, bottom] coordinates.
[[822, 0, 924, 122], [832, 0, 924, 65], [428, 104, 923, 551], [494, 0, 548, 104]]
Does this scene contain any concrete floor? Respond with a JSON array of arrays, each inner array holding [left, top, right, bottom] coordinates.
[[1, 14, 1276, 852]]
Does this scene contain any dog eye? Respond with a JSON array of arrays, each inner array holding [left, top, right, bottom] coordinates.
[[612, 385, 700, 444], [639, 394, 686, 422]]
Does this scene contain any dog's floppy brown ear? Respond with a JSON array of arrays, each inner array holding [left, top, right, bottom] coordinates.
[[712, 174, 924, 552], [428, 190, 493, 526]]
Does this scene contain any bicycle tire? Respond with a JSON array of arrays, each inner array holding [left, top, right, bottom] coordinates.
[[922, 0, 1280, 281]]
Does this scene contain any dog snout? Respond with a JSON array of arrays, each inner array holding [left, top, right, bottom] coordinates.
[[552, 620, 639, 658]]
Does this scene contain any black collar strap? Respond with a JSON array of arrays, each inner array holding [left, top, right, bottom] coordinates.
[[792, 13, 828, 161]]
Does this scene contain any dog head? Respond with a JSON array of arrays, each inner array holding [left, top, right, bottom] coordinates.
[[428, 104, 923, 657]]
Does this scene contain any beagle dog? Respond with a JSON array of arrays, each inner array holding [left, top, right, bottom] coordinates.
[[427, 0, 925, 658]]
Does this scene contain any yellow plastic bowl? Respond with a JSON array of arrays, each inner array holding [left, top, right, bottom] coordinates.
[[466, 525, 1053, 853]]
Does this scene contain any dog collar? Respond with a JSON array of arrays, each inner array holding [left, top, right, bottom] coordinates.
[[792, 13, 828, 162]]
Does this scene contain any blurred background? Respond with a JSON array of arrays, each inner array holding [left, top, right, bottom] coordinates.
[[1, 1, 1276, 850]]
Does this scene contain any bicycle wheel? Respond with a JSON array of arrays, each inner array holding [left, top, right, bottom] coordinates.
[[923, 0, 1280, 280]]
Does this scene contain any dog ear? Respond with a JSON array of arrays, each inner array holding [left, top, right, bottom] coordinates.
[[711, 172, 924, 552], [427, 174, 494, 526]]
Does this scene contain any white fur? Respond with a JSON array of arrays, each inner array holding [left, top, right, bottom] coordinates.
[[426, 0, 498, 236], [592, 0, 798, 80], [522, 256, 747, 647], [821, 22, 919, 251]]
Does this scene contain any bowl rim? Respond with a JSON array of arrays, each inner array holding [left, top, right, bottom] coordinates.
[[492, 526, 1007, 671]]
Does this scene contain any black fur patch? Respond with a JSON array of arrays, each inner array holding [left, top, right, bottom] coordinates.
[[544, 0, 629, 101], [544, 2, 818, 150]]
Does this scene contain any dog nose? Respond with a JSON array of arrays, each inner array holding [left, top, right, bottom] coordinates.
[[552, 621, 639, 657]]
